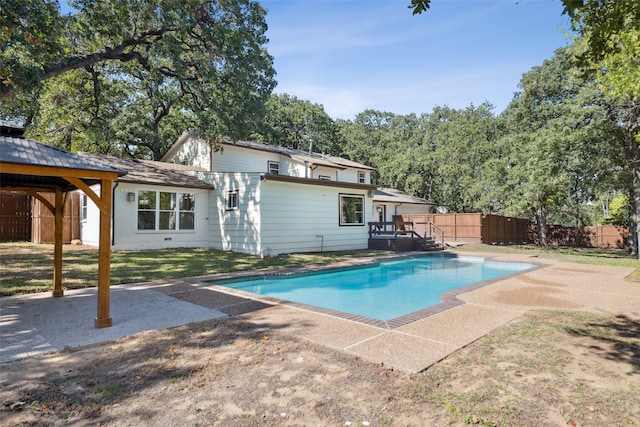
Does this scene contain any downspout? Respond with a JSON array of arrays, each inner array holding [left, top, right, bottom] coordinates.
[[111, 182, 118, 246]]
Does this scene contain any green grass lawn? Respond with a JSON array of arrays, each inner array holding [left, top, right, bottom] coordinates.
[[1, 242, 638, 296], [0, 243, 390, 296]]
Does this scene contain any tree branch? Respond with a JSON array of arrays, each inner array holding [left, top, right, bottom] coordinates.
[[0, 27, 174, 100]]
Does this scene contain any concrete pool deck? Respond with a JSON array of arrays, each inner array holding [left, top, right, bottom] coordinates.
[[2, 251, 640, 372]]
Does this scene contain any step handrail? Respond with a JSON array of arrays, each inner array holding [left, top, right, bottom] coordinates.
[[413, 221, 445, 247]]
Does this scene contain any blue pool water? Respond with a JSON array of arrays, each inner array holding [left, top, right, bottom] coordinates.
[[221, 256, 534, 321]]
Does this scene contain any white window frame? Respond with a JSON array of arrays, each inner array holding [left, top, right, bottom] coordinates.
[[268, 161, 280, 175], [318, 175, 331, 181], [339, 194, 365, 226], [80, 193, 88, 221], [226, 189, 239, 210], [358, 171, 366, 184], [137, 190, 195, 231]]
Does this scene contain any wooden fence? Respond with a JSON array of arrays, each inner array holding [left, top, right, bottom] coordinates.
[[399, 213, 530, 244], [0, 191, 32, 242], [399, 212, 628, 249], [0, 191, 80, 243], [531, 225, 628, 249]]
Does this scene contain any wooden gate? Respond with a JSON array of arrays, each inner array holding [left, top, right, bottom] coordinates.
[[0, 191, 32, 242], [32, 191, 80, 244]]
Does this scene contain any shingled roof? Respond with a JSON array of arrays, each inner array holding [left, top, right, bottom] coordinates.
[[78, 153, 214, 190], [0, 125, 126, 190], [373, 188, 434, 205], [164, 131, 375, 171]]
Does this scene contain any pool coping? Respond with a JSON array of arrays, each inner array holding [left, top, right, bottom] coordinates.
[[199, 252, 546, 330]]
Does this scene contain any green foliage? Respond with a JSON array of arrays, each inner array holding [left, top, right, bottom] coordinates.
[[338, 104, 501, 211], [494, 48, 618, 245], [606, 193, 631, 225], [1, 0, 276, 159], [253, 94, 342, 155]]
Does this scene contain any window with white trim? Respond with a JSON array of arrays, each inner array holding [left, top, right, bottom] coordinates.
[[358, 171, 366, 184], [268, 161, 280, 175], [80, 194, 88, 221], [226, 190, 239, 210], [339, 194, 364, 226], [318, 175, 331, 180], [137, 190, 195, 231]]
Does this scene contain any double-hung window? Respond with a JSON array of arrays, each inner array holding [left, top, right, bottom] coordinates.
[[339, 194, 364, 226], [268, 161, 280, 175], [137, 190, 195, 231], [358, 171, 366, 184], [226, 190, 239, 210]]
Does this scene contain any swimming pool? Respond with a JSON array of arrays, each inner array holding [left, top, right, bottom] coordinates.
[[220, 255, 535, 323]]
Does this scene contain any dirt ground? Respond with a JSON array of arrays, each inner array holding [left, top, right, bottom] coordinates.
[[1, 309, 638, 427]]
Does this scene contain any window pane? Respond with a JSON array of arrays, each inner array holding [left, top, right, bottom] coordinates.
[[81, 194, 88, 220], [138, 191, 155, 210], [226, 191, 238, 209], [159, 211, 176, 230], [180, 193, 195, 211], [138, 211, 156, 230], [268, 161, 279, 174], [180, 212, 195, 230], [340, 195, 364, 225], [159, 192, 176, 210]]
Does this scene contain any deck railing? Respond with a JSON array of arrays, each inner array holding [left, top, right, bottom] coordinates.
[[368, 221, 444, 248]]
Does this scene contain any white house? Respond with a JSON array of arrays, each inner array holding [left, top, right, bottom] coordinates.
[[79, 133, 378, 257], [161, 132, 378, 256], [77, 154, 213, 251]]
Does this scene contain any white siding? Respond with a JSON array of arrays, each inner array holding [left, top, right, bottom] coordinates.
[[81, 182, 210, 250], [196, 172, 263, 256], [396, 204, 434, 215], [79, 186, 101, 246], [312, 166, 338, 181], [164, 135, 211, 170], [337, 169, 368, 184], [212, 145, 280, 173], [259, 181, 371, 256], [281, 158, 306, 177]]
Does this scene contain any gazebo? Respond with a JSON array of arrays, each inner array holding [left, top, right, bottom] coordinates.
[[0, 121, 125, 327]]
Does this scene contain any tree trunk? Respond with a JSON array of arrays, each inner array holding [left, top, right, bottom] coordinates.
[[630, 122, 640, 258], [534, 198, 549, 248]]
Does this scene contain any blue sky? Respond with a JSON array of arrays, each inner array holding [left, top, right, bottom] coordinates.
[[261, 0, 573, 119]]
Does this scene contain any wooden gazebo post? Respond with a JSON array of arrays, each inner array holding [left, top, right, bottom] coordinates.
[[65, 176, 115, 328], [53, 187, 64, 297], [96, 178, 113, 327]]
